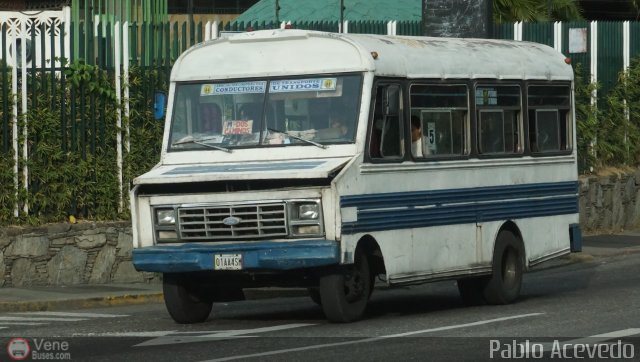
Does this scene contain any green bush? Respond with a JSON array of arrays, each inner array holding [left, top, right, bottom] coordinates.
[[576, 58, 640, 172], [0, 61, 165, 225]]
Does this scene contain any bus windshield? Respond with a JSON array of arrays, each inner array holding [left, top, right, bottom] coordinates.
[[169, 74, 362, 151]]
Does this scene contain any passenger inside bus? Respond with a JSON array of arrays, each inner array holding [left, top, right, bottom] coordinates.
[[411, 115, 423, 157]]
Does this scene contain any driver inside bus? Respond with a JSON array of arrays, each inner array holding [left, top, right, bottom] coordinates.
[[199, 102, 222, 134]]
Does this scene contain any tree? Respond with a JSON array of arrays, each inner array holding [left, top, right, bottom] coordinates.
[[493, 0, 583, 23], [632, 0, 640, 20]]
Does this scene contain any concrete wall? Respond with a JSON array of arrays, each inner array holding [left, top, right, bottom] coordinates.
[[579, 171, 640, 234], [0, 222, 157, 287], [1, 171, 640, 287]]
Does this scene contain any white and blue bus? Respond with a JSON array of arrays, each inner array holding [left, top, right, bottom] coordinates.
[[130, 29, 581, 324]]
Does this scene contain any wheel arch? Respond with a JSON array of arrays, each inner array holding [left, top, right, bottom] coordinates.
[[494, 220, 527, 270], [356, 234, 386, 277]]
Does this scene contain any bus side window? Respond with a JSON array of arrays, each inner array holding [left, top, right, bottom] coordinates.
[[410, 84, 469, 158], [372, 84, 404, 159], [528, 85, 571, 154], [476, 85, 522, 155]]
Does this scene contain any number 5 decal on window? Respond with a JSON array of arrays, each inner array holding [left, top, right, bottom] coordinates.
[[427, 122, 437, 154]]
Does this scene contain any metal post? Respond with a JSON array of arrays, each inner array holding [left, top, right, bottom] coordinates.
[[188, 0, 194, 45], [340, 0, 344, 33], [275, 0, 280, 24]]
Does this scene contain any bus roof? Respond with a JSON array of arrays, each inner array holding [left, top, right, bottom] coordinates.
[[172, 29, 573, 82]]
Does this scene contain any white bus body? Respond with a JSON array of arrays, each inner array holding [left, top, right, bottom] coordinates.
[[130, 29, 581, 323]]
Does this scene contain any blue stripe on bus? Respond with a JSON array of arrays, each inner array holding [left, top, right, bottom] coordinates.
[[341, 181, 578, 234]]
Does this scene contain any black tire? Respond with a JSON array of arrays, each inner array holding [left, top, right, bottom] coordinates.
[[163, 273, 213, 324], [307, 287, 322, 305], [319, 250, 372, 323], [483, 230, 524, 305], [457, 276, 489, 306]]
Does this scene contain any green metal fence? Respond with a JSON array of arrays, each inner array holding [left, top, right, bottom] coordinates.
[[493, 21, 640, 104], [0, 11, 167, 222]]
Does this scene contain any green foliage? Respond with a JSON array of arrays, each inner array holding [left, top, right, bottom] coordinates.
[[595, 59, 640, 168], [0, 61, 165, 225], [493, 0, 583, 23], [64, 61, 117, 100], [124, 66, 166, 192], [574, 64, 599, 172], [0, 62, 16, 221], [0, 152, 16, 221], [574, 58, 640, 173]]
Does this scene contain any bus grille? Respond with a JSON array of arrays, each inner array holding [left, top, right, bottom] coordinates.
[[178, 203, 288, 240]]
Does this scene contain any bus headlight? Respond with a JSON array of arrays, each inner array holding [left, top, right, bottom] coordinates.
[[156, 209, 176, 225], [154, 207, 178, 242], [298, 204, 319, 220], [288, 200, 323, 236]]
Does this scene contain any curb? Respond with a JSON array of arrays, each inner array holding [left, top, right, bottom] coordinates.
[[0, 289, 313, 313], [0, 293, 165, 313]]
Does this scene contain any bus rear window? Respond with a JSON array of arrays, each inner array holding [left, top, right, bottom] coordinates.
[[528, 85, 571, 154]]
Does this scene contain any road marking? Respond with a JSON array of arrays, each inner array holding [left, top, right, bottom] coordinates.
[[199, 313, 544, 362], [11, 311, 129, 318], [0, 316, 88, 322], [74, 331, 177, 338], [135, 323, 315, 347], [0, 322, 46, 326]]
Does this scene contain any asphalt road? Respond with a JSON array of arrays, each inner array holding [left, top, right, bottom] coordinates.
[[1, 253, 639, 361]]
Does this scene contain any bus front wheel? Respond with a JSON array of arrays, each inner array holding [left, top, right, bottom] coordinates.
[[319, 250, 371, 323], [163, 273, 213, 324], [483, 230, 524, 305]]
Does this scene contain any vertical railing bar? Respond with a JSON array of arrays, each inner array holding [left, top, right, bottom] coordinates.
[[123, 21, 130, 154], [11, 23, 19, 217], [1, 24, 8, 153], [115, 20, 123, 212], [60, 20, 67, 154], [20, 19, 29, 214]]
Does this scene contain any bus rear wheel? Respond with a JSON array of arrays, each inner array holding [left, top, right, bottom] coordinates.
[[483, 230, 524, 305], [163, 273, 213, 324], [319, 250, 371, 323]]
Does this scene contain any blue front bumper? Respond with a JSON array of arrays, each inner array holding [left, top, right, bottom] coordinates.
[[133, 239, 340, 273]]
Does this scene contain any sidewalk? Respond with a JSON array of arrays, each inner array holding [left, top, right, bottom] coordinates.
[[1, 231, 639, 313]]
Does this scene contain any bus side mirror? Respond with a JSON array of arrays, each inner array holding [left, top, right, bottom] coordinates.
[[154, 91, 167, 120]]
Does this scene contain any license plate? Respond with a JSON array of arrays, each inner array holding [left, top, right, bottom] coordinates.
[[214, 254, 243, 270]]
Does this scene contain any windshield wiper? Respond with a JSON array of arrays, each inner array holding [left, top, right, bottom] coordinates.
[[266, 128, 327, 149], [172, 135, 232, 153]]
